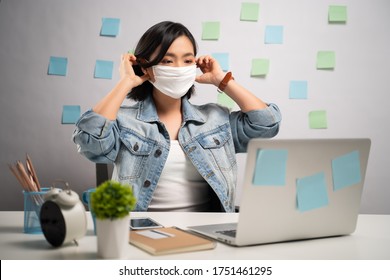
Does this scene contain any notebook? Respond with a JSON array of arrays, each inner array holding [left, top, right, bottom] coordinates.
[[129, 227, 216, 255], [188, 138, 371, 246]]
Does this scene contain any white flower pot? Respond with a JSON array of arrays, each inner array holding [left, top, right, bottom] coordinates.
[[96, 215, 130, 259]]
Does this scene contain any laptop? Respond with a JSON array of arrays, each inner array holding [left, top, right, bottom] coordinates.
[[188, 138, 371, 246]]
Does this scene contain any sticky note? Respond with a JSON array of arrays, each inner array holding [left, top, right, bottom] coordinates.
[[94, 60, 114, 79], [309, 110, 327, 129], [289, 81, 308, 99], [251, 59, 269, 76], [297, 172, 329, 212], [100, 18, 120, 37], [48, 56, 68, 76], [265, 25, 284, 44], [316, 51, 335, 69], [240, 2, 260, 22], [217, 93, 236, 110], [202, 22, 220, 40], [253, 149, 288, 186], [212, 53, 229, 72], [328, 5, 347, 23], [332, 151, 361, 191], [62, 105, 80, 124]]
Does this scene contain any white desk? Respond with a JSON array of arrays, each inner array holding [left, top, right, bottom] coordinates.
[[0, 211, 389, 260]]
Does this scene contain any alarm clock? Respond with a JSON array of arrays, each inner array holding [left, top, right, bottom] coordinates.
[[40, 184, 87, 247]]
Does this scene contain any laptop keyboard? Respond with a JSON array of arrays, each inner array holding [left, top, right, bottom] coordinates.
[[216, 229, 237, 238]]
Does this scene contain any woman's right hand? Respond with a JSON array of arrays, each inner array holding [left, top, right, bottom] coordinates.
[[119, 53, 149, 89]]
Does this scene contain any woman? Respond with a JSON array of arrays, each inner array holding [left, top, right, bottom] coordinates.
[[73, 21, 281, 212]]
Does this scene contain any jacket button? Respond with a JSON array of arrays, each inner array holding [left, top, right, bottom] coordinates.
[[154, 149, 162, 157], [143, 180, 151, 188], [133, 143, 139, 152], [213, 138, 220, 145]]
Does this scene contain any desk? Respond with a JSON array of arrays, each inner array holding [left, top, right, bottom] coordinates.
[[0, 211, 389, 260]]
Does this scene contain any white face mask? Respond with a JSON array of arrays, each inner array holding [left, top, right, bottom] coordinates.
[[150, 65, 197, 99]]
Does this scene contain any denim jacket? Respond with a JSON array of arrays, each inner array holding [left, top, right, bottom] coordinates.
[[72, 95, 281, 212]]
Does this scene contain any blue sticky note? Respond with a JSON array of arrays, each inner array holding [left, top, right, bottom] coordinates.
[[48, 56, 68, 76], [296, 172, 329, 212], [332, 151, 361, 191], [253, 149, 288, 186], [94, 60, 114, 79], [100, 18, 120, 37], [265, 25, 284, 44], [289, 81, 308, 99], [62, 105, 80, 124], [212, 53, 229, 72]]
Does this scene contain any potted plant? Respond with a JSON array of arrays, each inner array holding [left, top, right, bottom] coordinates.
[[91, 180, 136, 259]]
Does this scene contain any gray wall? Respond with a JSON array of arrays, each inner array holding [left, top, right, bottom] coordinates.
[[0, 0, 389, 213]]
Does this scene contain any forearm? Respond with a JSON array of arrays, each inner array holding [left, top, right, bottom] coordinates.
[[222, 79, 268, 112], [93, 78, 134, 120]]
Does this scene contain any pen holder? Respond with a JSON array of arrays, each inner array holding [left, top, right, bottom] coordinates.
[[82, 188, 97, 235], [23, 188, 49, 234]]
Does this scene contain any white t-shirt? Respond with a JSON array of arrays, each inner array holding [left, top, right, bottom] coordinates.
[[148, 140, 211, 211]]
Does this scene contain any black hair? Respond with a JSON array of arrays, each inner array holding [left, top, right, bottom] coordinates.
[[128, 21, 198, 101]]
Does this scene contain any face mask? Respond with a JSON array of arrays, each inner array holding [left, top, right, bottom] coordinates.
[[150, 65, 196, 99]]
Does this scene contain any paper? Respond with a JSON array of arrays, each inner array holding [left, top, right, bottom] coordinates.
[[253, 149, 288, 186], [100, 18, 120, 37], [48, 56, 68, 76], [328, 5, 347, 23], [62, 105, 80, 124], [316, 51, 335, 69], [217, 93, 236, 109], [94, 60, 114, 79], [289, 81, 308, 99], [135, 230, 171, 240], [309, 110, 327, 129], [251, 59, 269, 76], [297, 172, 329, 212], [212, 53, 229, 72], [202, 22, 220, 40], [240, 2, 260, 22], [332, 151, 361, 191], [265, 25, 284, 44]]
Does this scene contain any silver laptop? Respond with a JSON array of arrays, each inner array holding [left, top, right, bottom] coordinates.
[[188, 138, 371, 246]]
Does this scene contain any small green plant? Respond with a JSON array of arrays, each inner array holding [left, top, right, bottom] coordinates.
[[91, 180, 136, 220]]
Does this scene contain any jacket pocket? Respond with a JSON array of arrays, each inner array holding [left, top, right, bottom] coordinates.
[[196, 123, 236, 171], [117, 130, 154, 180]]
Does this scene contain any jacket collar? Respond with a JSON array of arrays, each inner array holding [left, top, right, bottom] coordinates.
[[137, 94, 206, 124]]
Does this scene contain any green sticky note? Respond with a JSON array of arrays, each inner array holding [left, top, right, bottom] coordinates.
[[62, 105, 80, 124], [100, 18, 120, 37], [289, 81, 308, 99], [253, 149, 288, 186], [317, 51, 335, 69], [251, 59, 269, 76], [309, 110, 328, 129], [328, 5, 347, 23], [332, 151, 361, 191], [94, 60, 114, 79], [217, 92, 236, 109], [240, 2, 260, 22], [48, 56, 68, 76], [202, 22, 220, 40], [297, 172, 329, 212]]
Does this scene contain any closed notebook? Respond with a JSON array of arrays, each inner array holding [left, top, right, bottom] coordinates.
[[129, 227, 216, 255]]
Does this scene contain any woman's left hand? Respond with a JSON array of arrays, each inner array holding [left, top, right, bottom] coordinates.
[[195, 55, 225, 87]]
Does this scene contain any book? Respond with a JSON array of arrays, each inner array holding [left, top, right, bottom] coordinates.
[[129, 226, 216, 255]]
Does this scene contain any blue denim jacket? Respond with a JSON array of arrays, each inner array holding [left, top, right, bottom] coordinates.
[[73, 95, 281, 212]]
